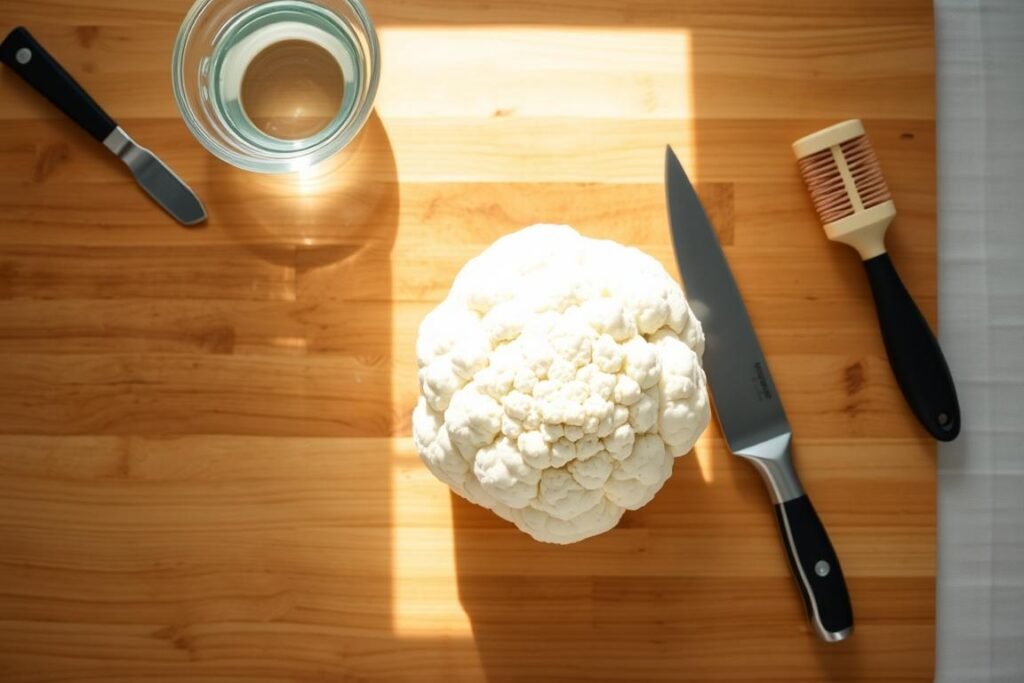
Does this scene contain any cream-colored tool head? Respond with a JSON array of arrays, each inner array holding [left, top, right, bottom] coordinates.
[[793, 119, 896, 260]]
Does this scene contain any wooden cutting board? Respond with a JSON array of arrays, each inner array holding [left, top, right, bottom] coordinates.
[[0, 1, 936, 680]]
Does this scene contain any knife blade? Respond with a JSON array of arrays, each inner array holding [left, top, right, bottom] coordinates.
[[665, 145, 853, 642], [1, 27, 206, 226]]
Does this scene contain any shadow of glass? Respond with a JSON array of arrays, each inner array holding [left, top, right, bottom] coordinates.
[[204, 112, 399, 269]]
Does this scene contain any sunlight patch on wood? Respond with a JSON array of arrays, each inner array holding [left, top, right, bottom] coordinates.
[[375, 27, 696, 183], [377, 27, 692, 120], [693, 432, 716, 484], [390, 438, 476, 638]]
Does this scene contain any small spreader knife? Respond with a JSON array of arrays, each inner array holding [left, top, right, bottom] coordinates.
[[665, 146, 853, 642], [1, 27, 206, 226]]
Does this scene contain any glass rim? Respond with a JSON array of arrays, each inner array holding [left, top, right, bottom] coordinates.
[[171, 0, 380, 174]]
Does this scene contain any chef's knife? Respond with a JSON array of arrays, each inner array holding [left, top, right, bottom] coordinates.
[[0, 27, 206, 226], [665, 146, 853, 642]]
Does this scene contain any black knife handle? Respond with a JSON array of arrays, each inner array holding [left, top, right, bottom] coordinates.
[[1, 26, 117, 142], [863, 253, 961, 441], [774, 494, 853, 641]]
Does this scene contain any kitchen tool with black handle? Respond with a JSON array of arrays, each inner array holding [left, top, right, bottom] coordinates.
[[793, 119, 959, 441], [1, 26, 206, 226], [666, 146, 854, 642]]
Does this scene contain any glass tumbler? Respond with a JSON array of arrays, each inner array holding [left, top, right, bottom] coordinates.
[[172, 0, 380, 173]]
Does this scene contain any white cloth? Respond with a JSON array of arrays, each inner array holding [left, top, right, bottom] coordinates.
[[935, 1, 1024, 680]]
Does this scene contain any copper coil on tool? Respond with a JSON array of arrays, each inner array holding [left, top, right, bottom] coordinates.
[[840, 135, 892, 209], [796, 134, 892, 225]]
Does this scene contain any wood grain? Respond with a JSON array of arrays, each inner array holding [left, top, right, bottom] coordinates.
[[0, 0, 936, 680]]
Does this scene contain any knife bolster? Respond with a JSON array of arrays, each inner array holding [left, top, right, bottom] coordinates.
[[735, 432, 805, 503]]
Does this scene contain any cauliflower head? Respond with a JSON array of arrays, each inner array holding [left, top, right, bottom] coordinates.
[[413, 225, 711, 544]]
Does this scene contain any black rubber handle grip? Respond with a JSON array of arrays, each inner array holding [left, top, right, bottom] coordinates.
[[774, 494, 853, 641], [863, 253, 961, 441], [1, 26, 117, 142]]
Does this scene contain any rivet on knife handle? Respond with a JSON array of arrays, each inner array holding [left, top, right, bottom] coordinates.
[[775, 492, 854, 641], [0, 26, 117, 142]]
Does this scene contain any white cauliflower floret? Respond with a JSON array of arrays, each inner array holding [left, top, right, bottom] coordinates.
[[651, 329, 712, 450], [613, 374, 643, 405], [474, 438, 540, 508], [592, 334, 625, 373], [550, 438, 577, 468], [574, 435, 603, 460], [413, 225, 711, 544], [603, 423, 636, 459], [413, 398, 467, 481], [629, 388, 660, 434], [617, 434, 673, 486], [512, 497, 623, 544], [623, 337, 662, 390], [581, 298, 637, 342], [531, 468, 604, 520], [517, 431, 552, 468], [482, 300, 530, 344], [445, 388, 502, 450], [568, 450, 615, 490], [420, 357, 462, 412], [449, 328, 491, 380]]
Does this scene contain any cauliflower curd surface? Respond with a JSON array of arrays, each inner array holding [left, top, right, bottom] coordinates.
[[413, 225, 712, 543]]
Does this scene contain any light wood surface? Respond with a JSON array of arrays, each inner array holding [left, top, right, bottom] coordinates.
[[0, 1, 936, 680]]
